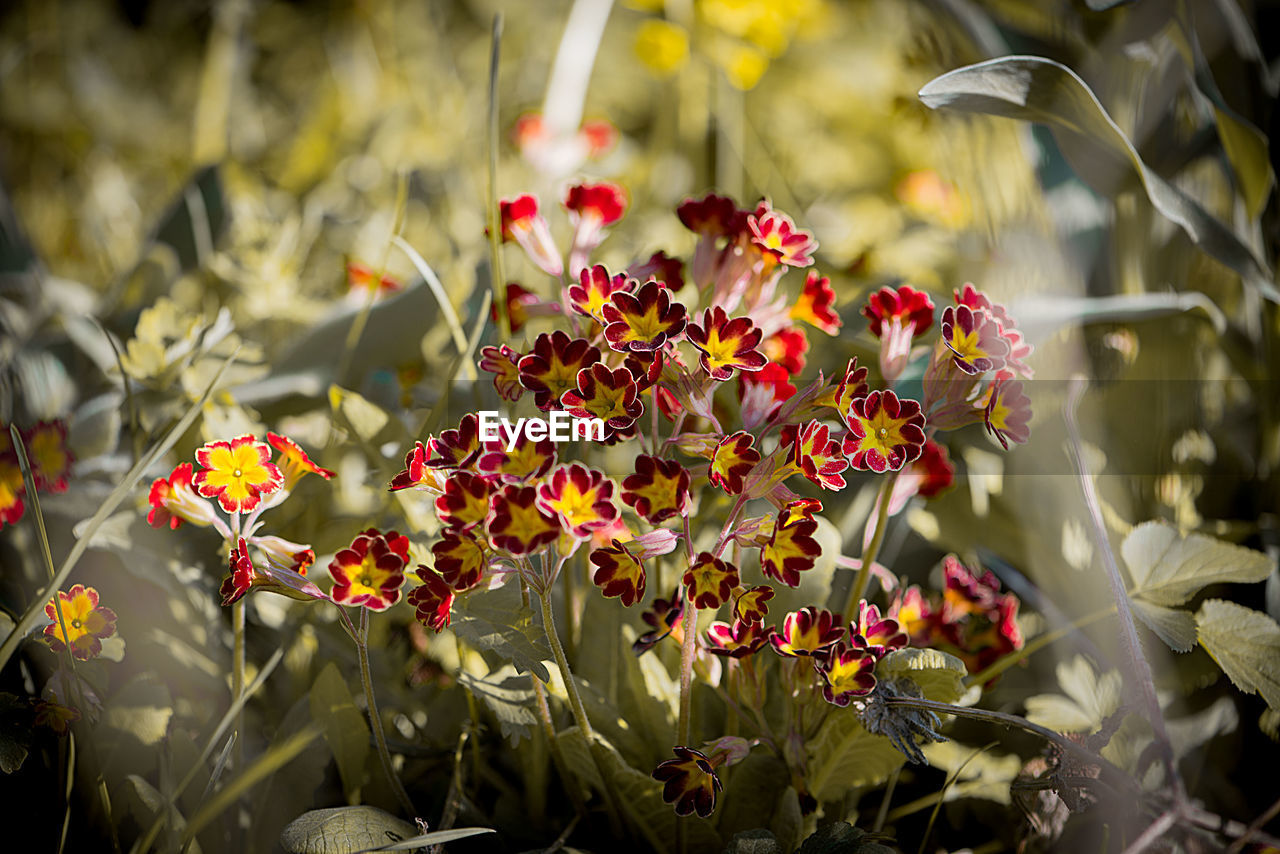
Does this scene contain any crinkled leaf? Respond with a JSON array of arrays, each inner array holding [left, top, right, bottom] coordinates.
[[457, 666, 536, 746], [1122, 521, 1272, 606], [354, 827, 496, 851], [1196, 599, 1280, 710], [918, 56, 1277, 302], [451, 588, 551, 683], [796, 822, 896, 854], [279, 806, 417, 854], [1131, 600, 1198, 653], [308, 663, 369, 800], [876, 648, 968, 700]]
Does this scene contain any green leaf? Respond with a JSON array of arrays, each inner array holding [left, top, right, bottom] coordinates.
[[1196, 599, 1280, 710], [770, 787, 802, 853], [327, 385, 408, 450], [1122, 521, 1272, 606], [451, 587, 551, 683], [355, 826, 497, 851], [1025, 656, 1122, 733], [796, 822, 896, 854], [104, 675, 173, 747], [920, 741, 1023, 804], [875, 648, 968, 700], [279, 806, 417, 854], [457, 666, 536, 745], [1131, 600, 1198, 653], [918, 56, 1277, 302], [308, 663, 370, 800]]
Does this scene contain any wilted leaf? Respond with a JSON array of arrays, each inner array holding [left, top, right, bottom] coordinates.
[[1196, 599, 1280, 710], [918, 56, 1277, 302], [457, 666, 536, 745], [279, 806, 417, 854], [1131, 600, 1197, 653], [1122, 521, 1271, 606], [308, 663, 370, 800], [451, 588, 552, 683], [796, 822, 896, 854], [354, 826, 497, 851]]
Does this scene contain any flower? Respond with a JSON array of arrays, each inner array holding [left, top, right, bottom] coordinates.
[[518, 331, 602, 411], [426, 414, 484, 470], [346, 261, 402, 295], [431, 529, 487, 591], [537, 464, 619, 539], [146, 462, 219, 529], [686, 307, 767, 381], [560, 363, 644, 429], [499, 194, 563, 277], [388, 441, 448, 494], [564, 182, 628, 277], [634, 589, 684, 654], [705, 618, 768, 658], [738, 363, 796, 429], [193, 434, 285, 514], [492, 283, 543, 333], [435, 471, 492, 531], [790, 270, 840, 334], [781, 420, 849, 490], [34, 699, 81, 735], [842, 390, 927, 473], [817, 643, 878, 706], [980, 372, 1032, 449], [0, 440, 24, 529], [768, 606, 844, 657], [762, 327, 808, 375], [863, 286, 935, 383], [590, 539, 647, 606], [407, 566, 454, 633], [708, 431, 761, 495], [25, 421, 73, 493], [850, 600, 909, 657], [652, 747, 723, 818], [749, 209, 816, 268], [760, 499, 822, 587], [479, 344, 525, 402], [678, 192, 740, 287], [887, 439, 955, 515], [733, 585, 775, 625], [219, 536, 324, 606], [43, 584, 117, 661], [476, 433, 557, 483], [487, 485, 560, 556], [601, 280, 688, 353], [266, 432, 334, 490], [628, 250, 685, 292], [955, 283, 1033, 378], [328, 529, 409, 611], [683, 552, 740, 609], [568, 264, 631, 322], [621, 455, 691, 524], [891, 585, 935, 644], [939, 304, 1010, 375], [219, 537, 257, 606]]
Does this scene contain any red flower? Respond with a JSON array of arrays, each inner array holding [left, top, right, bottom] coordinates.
[[220, 536, 324, 606], [565, 182, 627, 277], [652, 747, 723, 818], [683, 552, 739, 610], [487, 485, 560, 556], [479, 344, 526, 402], [491, 283, 543, 333], [954, 284, 1033, 377], [734, 585, 775, 625], [435, 471, 492, 531], [790, 270, 840, 334], [407, 566, 454, 633], [738, 363, 796, 428], [769, 606, 845, 657], [267, 432, 334, 490], [425, 414, 483, 470], [518, 331, 602, 411], [147, 462, 218, 529], [850, 600, 908, 658], [863, 285, 935, 383], [328, 528, 409, 611], [634, 589, 685, 654], [601, 280, 688, 353], [25, 421, 74, 493], [0, 442, 23, 529], [193, 434, 284, 514], [476, 433, 557, 483], [749, 209, 816, 268], [590, 539, 647, 606], [537, 464, 619, 539], [621, 455, 691, 524], [939, 304, 1010, 375], [43, 584, 117, 661], [817, 643, 878, 706], [890, 585, 935, 645], [677, 193, 739, 237], [569, 264, 631, 322], [686, 307, 767, 381], [842, 390, 927, 473], [762, 327, 808, 375], [705, 618, 768, 658], [560, 364, 644, 429], [887, 439, 955, 515], [500, 194, 563, 277], [708, 431, 760, 495], [781, 420, 849, 490], [760, 499, 823, 587], [432, 529, 487, 591], [388, 441, 448, 494], [346, 261, 401, 295], [980, 373, 1032, 449], [220, 537, 257, 606], [627, 250, 685, 292]]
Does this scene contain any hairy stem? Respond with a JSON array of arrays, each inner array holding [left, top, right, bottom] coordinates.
[[676, 598, 699, 747], [358, 608, 417, 816]]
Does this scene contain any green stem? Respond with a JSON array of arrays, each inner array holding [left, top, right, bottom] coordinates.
[[965, 603, 1117, 687], [845, 472, 897, 618], [676, 598, 699, 747], [358, 608, 417, 816]]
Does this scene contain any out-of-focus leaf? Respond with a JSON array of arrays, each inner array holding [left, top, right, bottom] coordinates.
[[796, 822, 896, 854], [1196, 599, 1280, 710], [278, 805, 417, 854], [123, 773, 201, 854], [723, 829, 783, 854], [457, 666, 536, 745], [1166, 695, 1237, 760], [1131, 600, 1197, 653], [152, 165, 227, 271], [1012, 292, 1227, 341], [328, 385, 409, 451], [354, 826, 497, 851], [1025, 656, 1122, 733], [718, 752, 792, 843], [104, 675, 173, 747], [918, 56, 1278, 302], [451, 587, 551, 683], [0, 692, 32, 774], [1122, 521, 1272, 607], [770, 787, 802, 853], [308, 662, 370, 801], [921, 741, 1022, 804]]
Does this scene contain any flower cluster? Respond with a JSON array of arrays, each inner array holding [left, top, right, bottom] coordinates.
[[1, 421, 74, 530]]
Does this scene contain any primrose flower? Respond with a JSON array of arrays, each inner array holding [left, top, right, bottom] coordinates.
[[388, 441, 449, 494], [43, 584, 117, 661], [705, 618, 768, 658], [219, 537, 257, 606], [708, 432, 761, 495], [733, 585, 775, 625], [346, 261, 402, 295], [749, 209, 816, 268], [781, 420, 849, 490], [479, 344, 525, 402], [634, 589, 685, 654], [590, 539, 647, 606], [887, 439, 955, 515], [220, 536, 323, 606], [769, 606, 845, 657], [564, 182, 627, 277], [863, 285, 935, 383], [476, 434, 557, 483], [850, 600, 909, 657], [266, 432, 333, 491], [34, 698, 81, 735], [955, 283, 1033, 378], [499, 194, 563, 277], [518, 331, 602, 411], [537, 464, 619, 539], [760, 499, 822, 587], [683, 552, 740, 609], [407, 566, 454, 633], [817, 643, 878, 706], [762, 327, 808, 375], [628, 250, 685, 292], [621, 455, 691, 524], [939, 304, 1010, 375], [601, 280, 688, 353], [147, 462, 219, 529], [560, 364, 644, 429], [25, 421, 73, 493], [842, 390, 927, 473], [435, 471, 492, 531], [569, 264, 631, 322], [425, 414, 484, 470], [193, 435, 284, 514], [432, 529, 487, 591], [487, 485, 560, 556], [738, 363, 796, 429], [652, 747, 723, 818], [980, 373, 1032, 449], [0, 446, 23, 529], [678, 192, 740, 286], [686, 307, 767, 381], [328, 528, 409, 611], [930, 555, 1026, 676], [790, 270, 840, 334]]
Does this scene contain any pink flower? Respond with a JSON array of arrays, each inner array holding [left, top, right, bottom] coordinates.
[[500, 194, 563, 277]]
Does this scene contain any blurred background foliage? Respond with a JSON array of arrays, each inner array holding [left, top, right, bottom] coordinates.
[[0, 0, 1278, 851]]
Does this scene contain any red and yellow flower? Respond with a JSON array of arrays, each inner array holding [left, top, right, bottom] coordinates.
[[518, 331, 602, 411], [537, 464, 619, 539], [487, 485, 560, 556], [147, 462, 218, 529], [760, 499, 823, 587], [560, 364, 644, 429], [850, 600, 909, 657], [939, 303, 1010, 375], [705, 618, 768, 658], [476, 434, 557, 484], [842, 390, 927, 474], [219, 537, 258, 606], [432, 529, 487, 591], [781, 420, 849, 490], [768, 606, 844, 657], [863, 285, 935, 383], [621, 455, 691, 524], [980, 372, 1032, 449], [266, 432, 334, 491], [25, 421, 73, 493], [686, 307, 768, 381], [479, 344, 526, 402], [749, 209, 817, 268], [817, 643, 878, 706], [346, 261, 402, 295], [0, 444, 23, 529], [43, 584, 117, 661], [789, 270, 840, 334], [628, 250, 685, 291], [564, 182, 628, 276], [733, 585, 775, 625], [407, 566, 455, 633], [568, 264, 631, 322], [388, 441, 449, 494], [683, 552, 739, 609], [34, 699, 81, 735], [426, 414, 484, 470], [652, 746, 723, 818], [589, 539, 647, 606], [499, 194, 563, 277], [708, 431, 760, 495], [435, 471, 493, 531], [762, 327, 808, 375], [601, 280, 688, 353], [193, 434, 285, 514], [328, 528, 409, 611]]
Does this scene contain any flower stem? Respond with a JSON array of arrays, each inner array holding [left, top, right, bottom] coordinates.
[[676, 598, 699, 747], [357, 608, 417, 816], [845, 472, 897, 618]]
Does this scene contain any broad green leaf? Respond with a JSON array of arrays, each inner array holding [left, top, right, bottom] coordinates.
[[355, 826, 497, 851], [1122, 521, 1271, 606], [457, 666, 536, 745], [796, 822, 896, 854], [1024, 656, 1121, 733], [308, 663, 370, 800], [104, 675, 173, 747], [1196, 599, 1280, 710], [451, 587, 551, 683], [770, 787, 802, 853], [918, 56, 1277, 302], [279, 806, 417, 854], [875, 648, 968, 700], [1131, 600, 1198, 653], [718, 752, 792, 843], [123, 773, 201, 854]]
